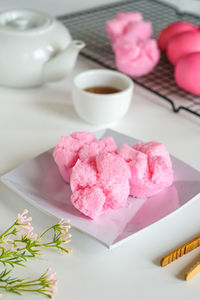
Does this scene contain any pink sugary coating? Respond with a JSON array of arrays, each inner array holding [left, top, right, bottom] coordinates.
[[53, 132, 96, 182], [157, 21, 198, 51], [118, 141, 173, 198], [105, 11, 143, 41], [133, 141, 172, 168], [70, 152, 131, 219], [116, 12, 143, 22], [70, 159, 97, 193], [112, 35, 139, 58], [124, 21, 152, 40], [96, 152, 131, 210], [71, 187, 106, 219], [175, 52, 200, 95], [52, 148, 74, 183], [113, 36, 160, 77], [166, 30, 200, 65], [118, 144, 148, 180], [78, 136, 117, 163]]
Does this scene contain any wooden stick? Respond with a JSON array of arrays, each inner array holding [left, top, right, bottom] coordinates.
[[160, 235, 200, 267], [185, 261, 200, 280]]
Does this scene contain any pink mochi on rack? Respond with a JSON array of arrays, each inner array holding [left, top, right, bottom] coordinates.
[[105, 11, 160, 77], [118, 141, 174, 198], [70, 152, 131, 219]]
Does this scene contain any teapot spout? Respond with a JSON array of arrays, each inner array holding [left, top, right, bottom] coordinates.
[[43, 40, 85, 82]]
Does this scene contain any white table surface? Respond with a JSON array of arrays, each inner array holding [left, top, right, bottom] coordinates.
[[1, 0, 200, 299]]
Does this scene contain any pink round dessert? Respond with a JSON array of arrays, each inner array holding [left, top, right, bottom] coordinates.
[[118, 141, 173, 198], [53, 132, 96, 183], [157, 21, 198, 51], [175, 52, 200, 95], [70, 152, 131, 219], [166, 30, 200, 65]]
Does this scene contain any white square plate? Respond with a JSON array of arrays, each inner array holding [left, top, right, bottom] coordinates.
[[1, 129, 200, 248]]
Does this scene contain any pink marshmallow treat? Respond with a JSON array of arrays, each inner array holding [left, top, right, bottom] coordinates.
[[54, 131, 174, 219], [106, 12, 160, 77], [53, 132, 96, 182], [70, 152, 131, 219], [105, 11, 143, 41], [113, 36, 160, 77], [118, 141, 173, 198]]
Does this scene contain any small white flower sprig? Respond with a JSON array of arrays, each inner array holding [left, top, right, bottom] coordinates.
[[0, 267, 57, 298], [0, 209, 72, 267], [0, 209, 72, 298]]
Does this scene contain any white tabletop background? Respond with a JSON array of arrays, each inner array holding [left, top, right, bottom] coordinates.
[[0, 0, 200, 299]]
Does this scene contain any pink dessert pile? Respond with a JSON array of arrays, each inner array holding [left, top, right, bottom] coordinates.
[[157, 21, 200, 95], [53, 132, 174, 219], [105, 11, 160, 77]]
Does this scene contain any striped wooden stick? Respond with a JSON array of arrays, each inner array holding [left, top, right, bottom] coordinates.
[[160, 235, 200, 267]]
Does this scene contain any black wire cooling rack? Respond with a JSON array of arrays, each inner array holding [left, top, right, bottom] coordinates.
[[58, 0, 200, 118]]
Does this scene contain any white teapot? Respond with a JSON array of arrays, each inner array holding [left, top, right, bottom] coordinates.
[[0, 9, 85, 88]]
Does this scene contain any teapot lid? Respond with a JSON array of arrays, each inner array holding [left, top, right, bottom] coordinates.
[[0, 9, 54, 33]]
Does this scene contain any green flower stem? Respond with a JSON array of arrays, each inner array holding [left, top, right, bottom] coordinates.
[[0, 210, 71, 298], [0, 221, 17, 239], [0, 268, 57, 298], [0, 285, 53, 298], [39, 226, 56, 239]]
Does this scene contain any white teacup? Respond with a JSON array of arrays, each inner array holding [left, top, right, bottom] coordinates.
[[72, 69, 134, 125]]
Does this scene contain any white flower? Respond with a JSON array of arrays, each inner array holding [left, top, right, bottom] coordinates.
[[17, 209, 32, 226], [59, 218, 70, 225]]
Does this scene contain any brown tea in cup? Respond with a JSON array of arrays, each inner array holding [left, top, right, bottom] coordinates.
[[84, 86, 121, 94]]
